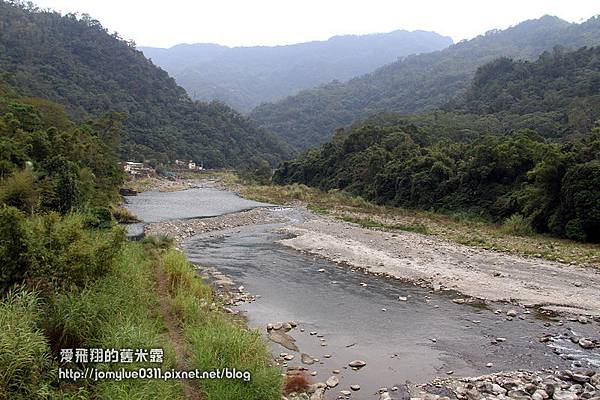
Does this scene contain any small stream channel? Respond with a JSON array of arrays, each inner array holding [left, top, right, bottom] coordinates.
[[126, 187, 600, 399]]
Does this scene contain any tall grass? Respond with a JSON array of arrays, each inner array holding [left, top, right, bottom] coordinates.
[[0, 290, 54, 399], [162, 249, 283, 400]]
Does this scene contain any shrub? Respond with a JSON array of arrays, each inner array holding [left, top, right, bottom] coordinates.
[[0, 206, 29, 291], [112, 206, 140, 224], [26, 213, 126, 290], [501, 213, 533, 236], [0, 168, 39, 213], [85, 206, 115, 229]]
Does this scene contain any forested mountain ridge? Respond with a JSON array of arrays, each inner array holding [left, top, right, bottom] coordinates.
[[141, 30, 452, 112], [0, 0, 291, 167], [252, 15, 600, 151], [273, 46, 600, 242]]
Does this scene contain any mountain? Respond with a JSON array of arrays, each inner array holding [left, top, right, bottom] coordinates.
[[0, 1, 291, 167], [252, 16, 600, 151], [140, 30, 453, 112], [273, 46, 600, 242]]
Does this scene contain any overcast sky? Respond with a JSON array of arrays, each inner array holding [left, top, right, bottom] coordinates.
[[31, 0, 600, 48]]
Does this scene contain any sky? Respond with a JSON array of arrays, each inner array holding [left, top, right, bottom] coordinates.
[[31, 0, 600, 48]]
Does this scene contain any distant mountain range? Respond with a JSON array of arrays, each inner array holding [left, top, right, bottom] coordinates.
[[140, 30, 453, 112], [251, 15, 600, 151]]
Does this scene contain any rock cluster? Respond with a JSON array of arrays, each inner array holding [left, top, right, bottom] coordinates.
[[414, 370, 600, 400], [145, 208, 282, 243]]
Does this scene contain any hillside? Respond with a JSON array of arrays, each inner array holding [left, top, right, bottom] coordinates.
[[252, 16, 600, 151], [273, 46, 600, 242], [0, 1, 291, 167], [141, 30, 452, 112]]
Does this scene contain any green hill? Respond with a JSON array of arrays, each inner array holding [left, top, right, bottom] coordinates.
[[252, 16, 600, 151], [0, 1, 291, 167], [273, 46, 600, 242]]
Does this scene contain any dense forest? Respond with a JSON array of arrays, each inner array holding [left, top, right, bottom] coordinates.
[[273, 47, 600, 242], [141, 30, 452, 112], [252, 16, 600, 151], [0, 0, 291, 167]]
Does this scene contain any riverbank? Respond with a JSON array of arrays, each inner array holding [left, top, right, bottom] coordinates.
[[238, 182, 600, 270], [131, 176, 600, 399]]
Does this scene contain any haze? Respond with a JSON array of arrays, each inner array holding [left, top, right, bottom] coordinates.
[[30, 0, 599, 48]]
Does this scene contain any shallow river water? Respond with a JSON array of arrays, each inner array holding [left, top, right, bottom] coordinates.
[[128, 188, 600, 399]]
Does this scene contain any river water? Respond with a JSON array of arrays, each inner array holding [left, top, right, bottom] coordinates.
[[128, 188, 600, 399]]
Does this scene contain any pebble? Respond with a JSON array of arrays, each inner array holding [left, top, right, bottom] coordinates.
[[398, 296, 408, 301], [506, 309, 518, 317], [350, 384, 361, 391], [340, 390, 351, 396]]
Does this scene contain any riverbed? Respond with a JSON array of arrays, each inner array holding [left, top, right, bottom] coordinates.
[[127, 186, 600, 399]]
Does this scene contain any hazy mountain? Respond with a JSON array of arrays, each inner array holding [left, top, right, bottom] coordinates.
[[0, 1, 291, 167], [140, 30, 453, 112], [251, 16, 600, 151]]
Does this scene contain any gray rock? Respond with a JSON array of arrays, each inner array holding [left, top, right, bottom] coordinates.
[[301, 353, 316, 365], [310, 388, 326, 400], [579, 339, 594, 349], [348, 360, 366, 368], [326, 376, 339, 388], [573, 374, 591, 383], [591, 374, 600, 388], [340, 390, 351, 396], [268, 330, 299, 352], [493, 384, 508, 395], [507, 309, 518, 317], [380, 392, 392, 400], [553, 390, 579, 400], [350, 384, 361, 391]]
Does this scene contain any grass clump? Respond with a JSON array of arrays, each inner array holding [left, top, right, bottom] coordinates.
[[502, 214, 534, 236], [0, 290, 54, 399], [112, 206, 140, 223], [162, 249, 283, 400]]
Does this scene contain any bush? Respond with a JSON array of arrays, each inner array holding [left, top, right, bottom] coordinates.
[[0, 168, 39, 213], [501, 213, 533, 236], [85, 206, 115, 229], [26, 213, 126, 290], [0, 206, 30, 291]]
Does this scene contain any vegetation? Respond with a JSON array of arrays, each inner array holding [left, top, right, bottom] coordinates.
[[0, 0, 291, 167], [251, 15, 600, 151], [273, 46, 600, 243], [234, 181, 600, 268], [162, 250, 282, 400], [0, 82, 280, 398], [142, 30, 452, 112]]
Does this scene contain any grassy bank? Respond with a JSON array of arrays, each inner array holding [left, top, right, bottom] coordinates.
[[1, 233, 281, 399], [210, 172, 600, 269], [162, 249, 282, 400]]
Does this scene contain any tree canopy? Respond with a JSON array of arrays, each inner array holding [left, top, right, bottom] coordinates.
[[0, 0, 291, 167]]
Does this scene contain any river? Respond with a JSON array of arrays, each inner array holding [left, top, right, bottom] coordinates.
[[126, 187, 600, 399]]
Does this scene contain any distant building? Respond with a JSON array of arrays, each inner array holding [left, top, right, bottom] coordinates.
[[174, 159, 203, 171], [123, 161, 154, 177]]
